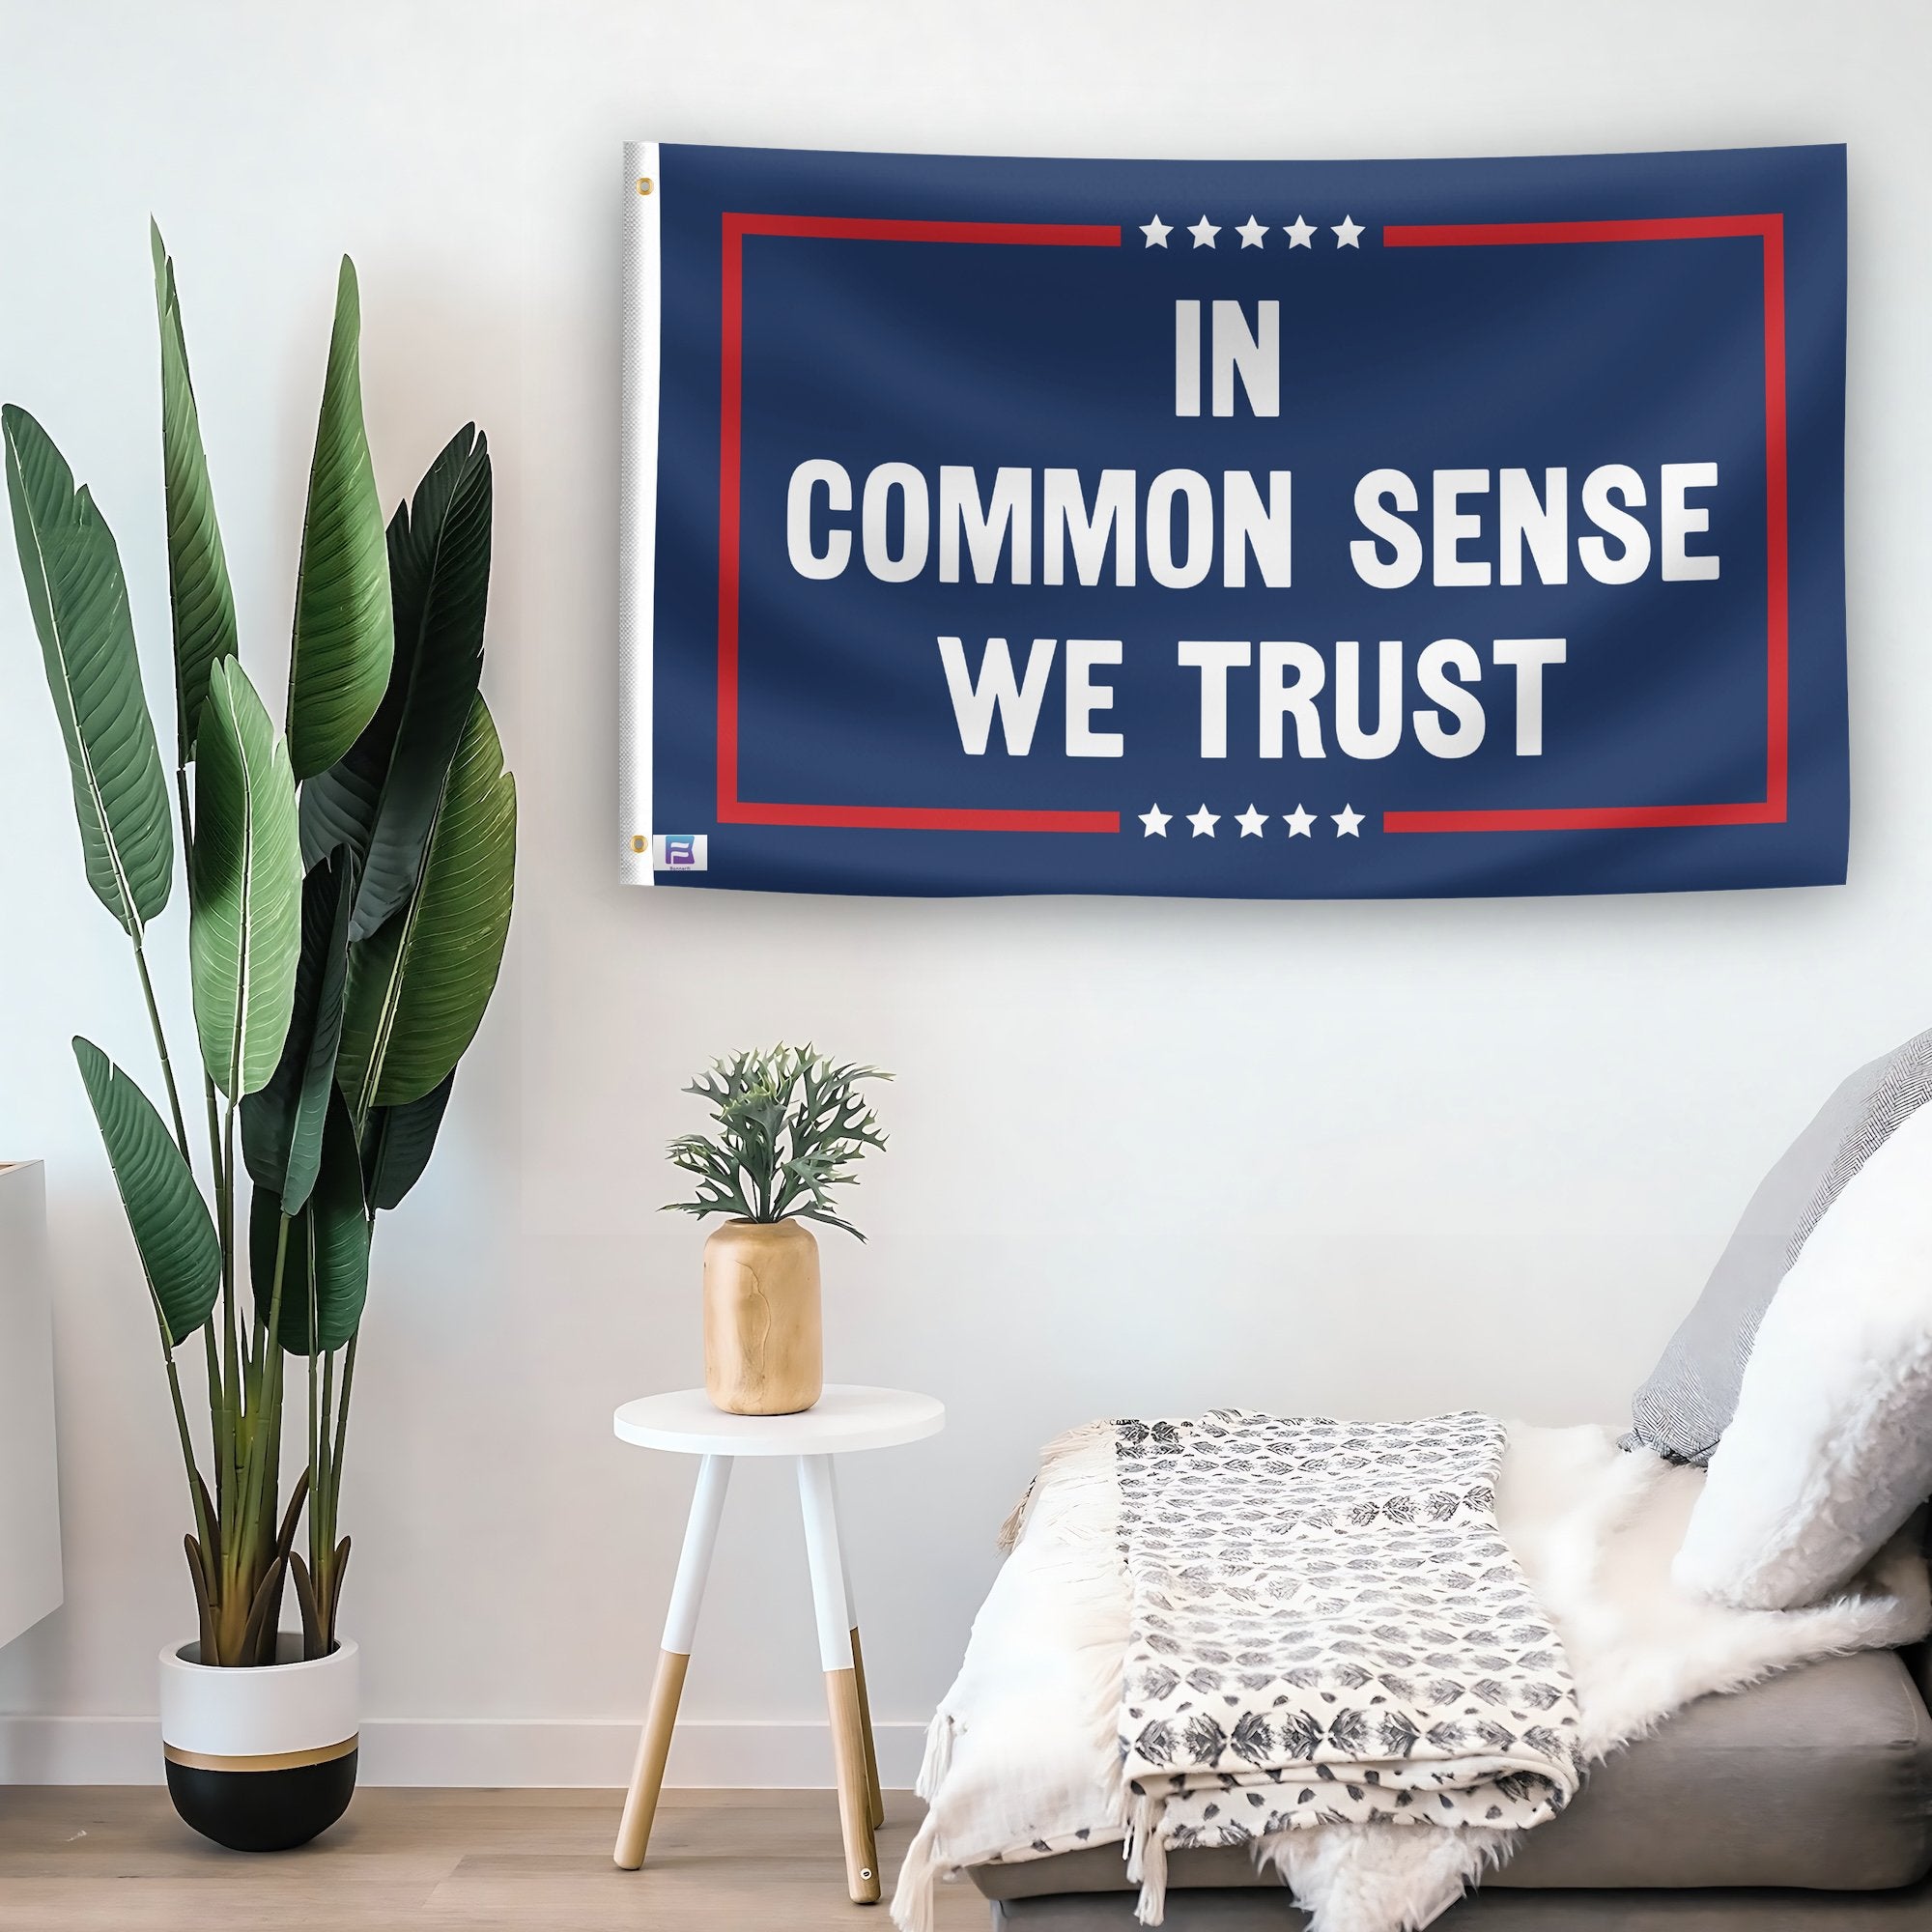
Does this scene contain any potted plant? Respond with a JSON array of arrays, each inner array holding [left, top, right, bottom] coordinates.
[[666, 1046, 889, 1415], [3, 227, 515, 1850]]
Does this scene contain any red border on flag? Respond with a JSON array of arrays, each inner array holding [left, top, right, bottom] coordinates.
[[1378, 213, 1789, 834], [711, 211, 1787, 840], [715, 213, 1122, 833]]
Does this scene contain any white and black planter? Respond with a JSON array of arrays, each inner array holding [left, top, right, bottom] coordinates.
[[159, 1635, 358, 1852]]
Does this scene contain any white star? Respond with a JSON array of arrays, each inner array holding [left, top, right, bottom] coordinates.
[[1139, 802, 1172, 837], [1282, 215, 1316, 248], [1332, 804, 1364, 837], [1236, 804, 1268, 838], [1332, 214, 1364, 249], [1236, 215, 1267, 249], [1188, 215, 1220, 249], [1187, 804, 1220, 838], [1283, 805, 1315, 838], [1140, 213, 1172, 248]]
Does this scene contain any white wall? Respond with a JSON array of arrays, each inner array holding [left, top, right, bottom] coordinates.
[[2, 0, 1929, 1786]]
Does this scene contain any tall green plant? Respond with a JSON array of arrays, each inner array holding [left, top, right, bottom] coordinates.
[[5, 228, 515, 1665]]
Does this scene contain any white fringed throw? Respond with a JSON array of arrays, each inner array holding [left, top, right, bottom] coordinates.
[[895, 1420, 1931, 1932]]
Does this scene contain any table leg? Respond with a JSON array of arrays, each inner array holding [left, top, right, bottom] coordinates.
[[828, 1461, 885, 1830], [613, 1454, 732, 1870], [798, 1454, 881, 1904]]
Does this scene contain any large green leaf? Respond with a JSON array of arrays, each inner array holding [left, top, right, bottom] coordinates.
[[300, 425, 491, 940], [287, 258, 392, 781], [242, 848, 354, 1212], [73, 1037, 219, 1348], [151, 224, 238, 763], [189, 658, 302, 1098], [250, 1088, 369, 1355], [4, 406, 174, 936], [360, 1069, 455, 1212], [338, 695, 515, 1114]]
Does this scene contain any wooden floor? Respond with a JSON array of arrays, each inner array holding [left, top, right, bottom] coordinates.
[[0, 1786, 987, 1930]]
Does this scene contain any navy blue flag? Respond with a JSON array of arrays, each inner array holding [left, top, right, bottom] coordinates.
[[619, 141, 1846, 898]]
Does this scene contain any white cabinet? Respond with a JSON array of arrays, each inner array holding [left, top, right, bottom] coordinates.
[[0, 1162, 61, 1648]]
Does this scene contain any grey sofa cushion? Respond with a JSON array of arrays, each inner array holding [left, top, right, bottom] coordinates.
[[1625, 1027, 1932, 1465], [969, 1650, 1932, 1900]]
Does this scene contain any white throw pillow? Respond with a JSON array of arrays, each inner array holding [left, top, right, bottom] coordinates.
[[1673, 1097, 1932, 1610]]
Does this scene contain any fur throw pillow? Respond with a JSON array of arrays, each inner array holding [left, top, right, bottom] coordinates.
[[1674, 1099, 1932, 1609]]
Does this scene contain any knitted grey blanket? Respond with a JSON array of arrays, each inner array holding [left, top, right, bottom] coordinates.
[[1113, 1411, 1584, 1915]]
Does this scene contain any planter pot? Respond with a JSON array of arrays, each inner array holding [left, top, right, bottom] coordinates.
[[159, 1634, 357, 1852], [703, 1217, 823, 1415]]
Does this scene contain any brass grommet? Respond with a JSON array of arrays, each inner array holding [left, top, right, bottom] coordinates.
[[637, 176, 653, 196], [631, 835, 647, 853]]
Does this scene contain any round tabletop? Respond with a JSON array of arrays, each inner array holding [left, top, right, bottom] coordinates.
[[612, 1384, 945, 1458]]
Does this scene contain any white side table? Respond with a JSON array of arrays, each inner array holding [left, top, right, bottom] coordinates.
[[611, 1383, 945, 1903]]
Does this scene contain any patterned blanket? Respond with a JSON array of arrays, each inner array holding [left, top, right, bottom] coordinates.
[[1113, 1411, 1583, 1916], [895, 1420, 1929, 1932]]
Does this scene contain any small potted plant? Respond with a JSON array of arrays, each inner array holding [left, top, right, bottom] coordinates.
[[666, 1046, 889, 1415], [5, 229, 514, 1851]]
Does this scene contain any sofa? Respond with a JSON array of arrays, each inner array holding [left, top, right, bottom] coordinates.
[[927, 1027, 1932, 1929], [967, 1645, 1932, 1925]]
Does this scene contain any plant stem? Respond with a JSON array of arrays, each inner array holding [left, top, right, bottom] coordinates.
[[220, 1096, 239, 1409], [315, 1347, 336, 1560], [200, 1075, 226, 1514], [216, 1212, 287, 1663], [128, 767, 224, 1640], [129, 938, 190, 1165], [301, 1343, 335, 1653], [323, 1345, 357, 1646], [241, 1215, 291, 1585], [162, 1350, 213, 1564], [175, 764, 194, 851], [307, 1334, 321, 1543], [202, 1321, 225, 1525], [329, 1335, 355, 1527], [218, 1097, 242, 1607]]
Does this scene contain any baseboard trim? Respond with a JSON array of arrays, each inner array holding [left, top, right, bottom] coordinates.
[[0, 1715, 928, 1788]]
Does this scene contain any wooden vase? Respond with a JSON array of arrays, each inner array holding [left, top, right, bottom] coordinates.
[[702, 1218, 823, 1415]]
